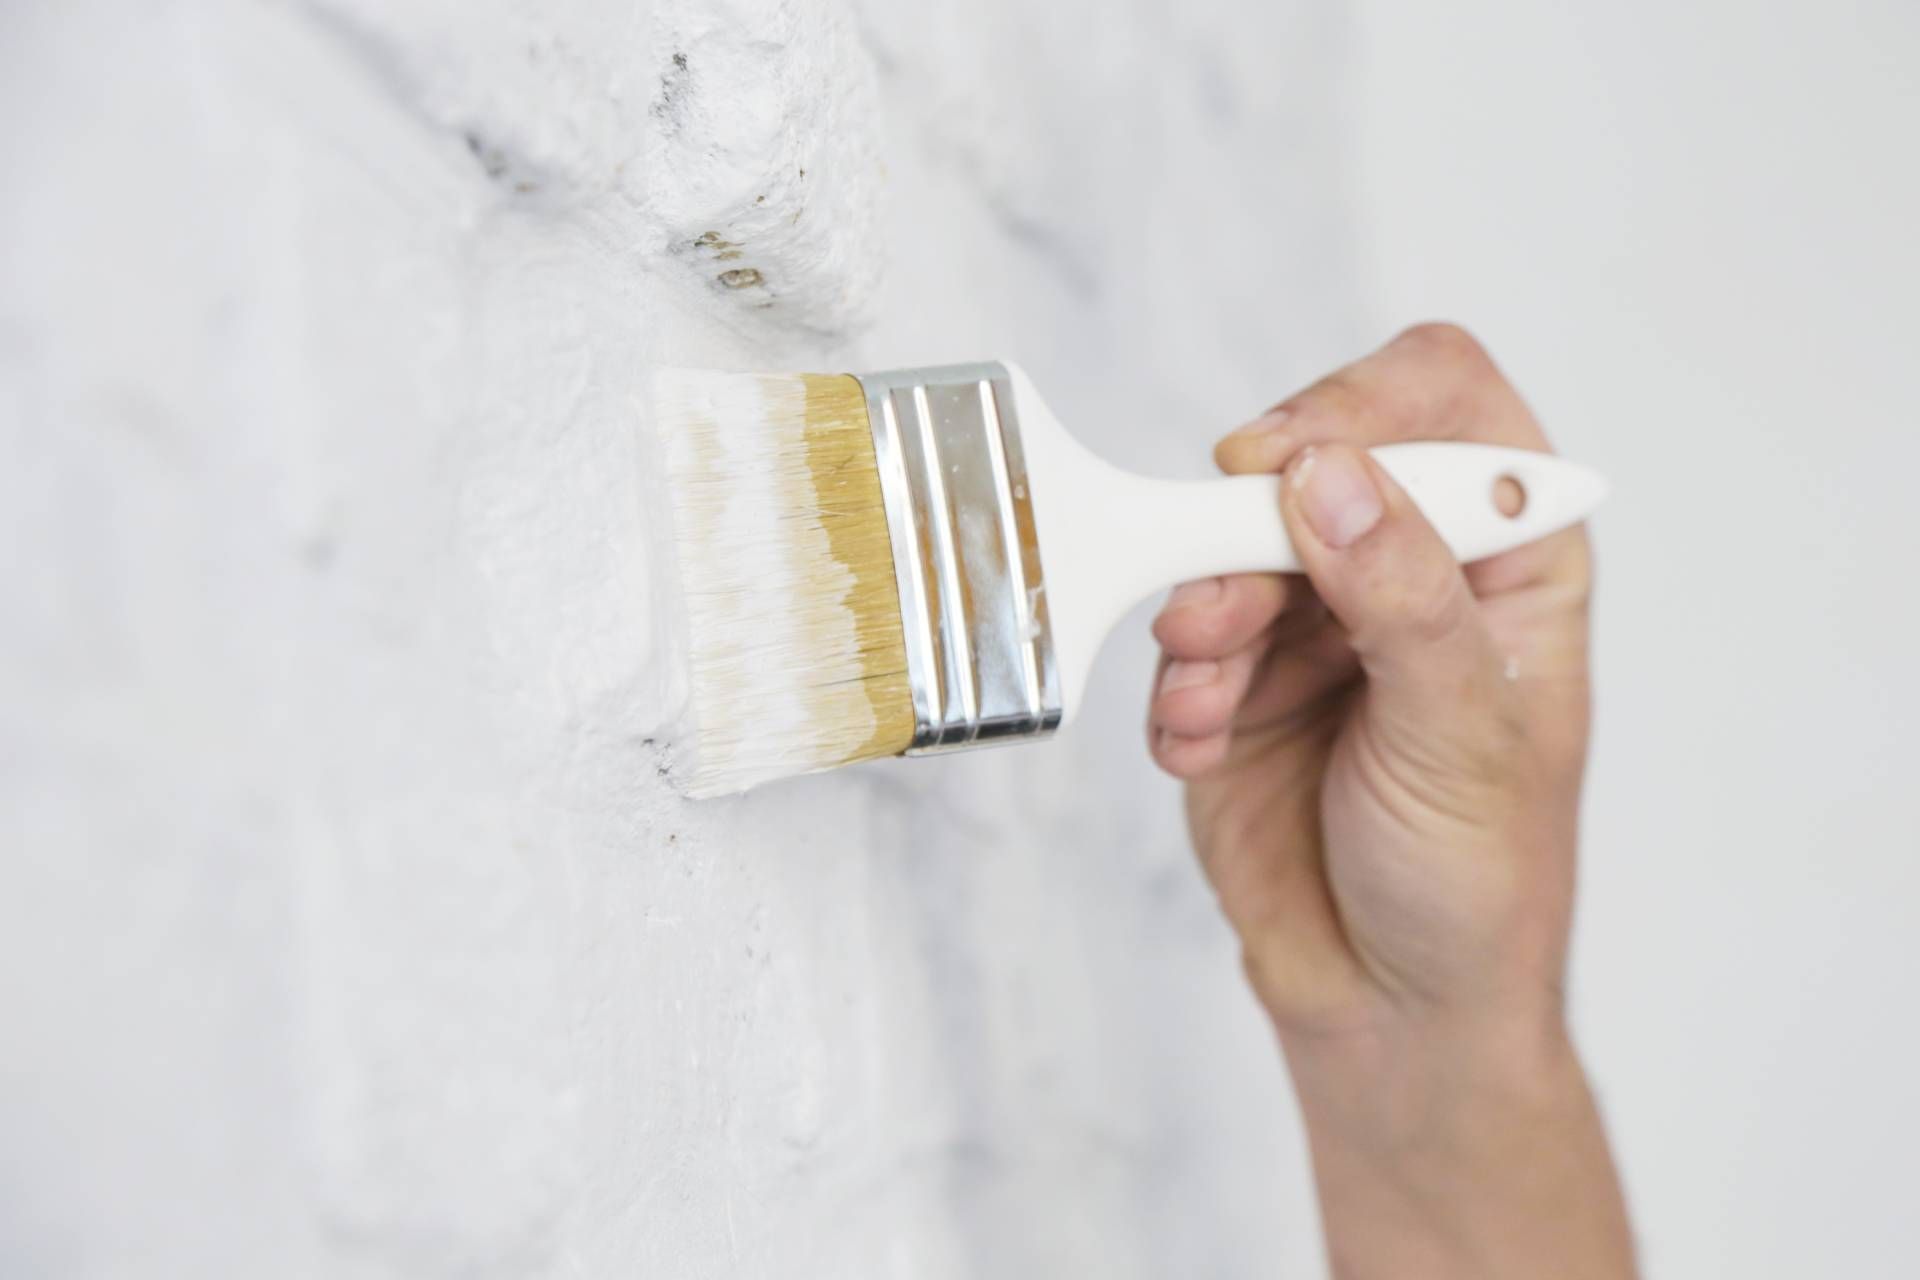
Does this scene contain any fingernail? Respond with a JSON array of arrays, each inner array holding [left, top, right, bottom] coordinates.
[[1160, 660, 1219, 694], [1294, 446, 1383, 548], [1165, 577, 1223, 610]]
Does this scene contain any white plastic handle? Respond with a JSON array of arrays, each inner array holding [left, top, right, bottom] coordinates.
[[1026, 434, 1608, 721], [1002, 362, 1611, 720], [1117, 441, 1610, 584]]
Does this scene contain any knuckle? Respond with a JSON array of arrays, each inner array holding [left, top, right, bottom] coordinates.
[[1239, 943, 1280, 1004], [1238, 939, 1298, 1017], [1395, 320, 1490, 369], [1156, 609, 1215, 656], [1148, 733, 1185, 779], [1376, 565, 1467, 646], [1148, 611, 1184, 651]]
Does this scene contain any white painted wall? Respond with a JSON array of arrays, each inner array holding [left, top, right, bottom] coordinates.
[[1, 1, 1360, 1275], [12, 2, 1911, 1276], [1350, 3, 1920, 1276]]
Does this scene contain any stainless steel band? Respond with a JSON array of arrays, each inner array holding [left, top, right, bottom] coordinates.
[[857, 363, 1064, 753]]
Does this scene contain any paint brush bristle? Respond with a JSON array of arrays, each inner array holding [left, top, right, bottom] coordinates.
[[654, 369, 914, 795]]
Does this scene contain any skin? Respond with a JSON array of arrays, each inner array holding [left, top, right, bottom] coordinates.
[[1147, 324, 1637, 1279]]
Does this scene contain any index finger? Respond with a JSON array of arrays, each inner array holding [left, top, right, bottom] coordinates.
[[1213, 323, 1585, 591]]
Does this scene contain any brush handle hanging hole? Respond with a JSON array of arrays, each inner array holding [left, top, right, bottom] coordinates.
[[1492, 474, 1527, 519]]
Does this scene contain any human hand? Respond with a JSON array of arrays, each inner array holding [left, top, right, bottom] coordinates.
[[1147, 324, 1634, 1278]]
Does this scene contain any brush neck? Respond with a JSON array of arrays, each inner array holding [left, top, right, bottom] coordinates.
[[1028, 455, 1296, 719], [1105, 470, 1299, 582]]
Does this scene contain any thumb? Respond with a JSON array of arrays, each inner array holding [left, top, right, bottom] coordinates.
[[1280, 444, 1509, 766]]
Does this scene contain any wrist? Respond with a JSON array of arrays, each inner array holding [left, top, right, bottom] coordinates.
[[1282, 1012, 1636, 1279], [1281, 1003, 1580, 1142]]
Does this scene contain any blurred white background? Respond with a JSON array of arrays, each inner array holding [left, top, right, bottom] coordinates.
[[1352, 1, 1920, 1273]]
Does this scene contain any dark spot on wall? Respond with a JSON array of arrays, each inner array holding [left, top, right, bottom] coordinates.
[[681, 228, 780, 305], [653, 51, 691, 125], [690, 231, 753, 270], [986, 196, 1102, 299], [463, 130, 543, 194], [464, 131, 508, 178]]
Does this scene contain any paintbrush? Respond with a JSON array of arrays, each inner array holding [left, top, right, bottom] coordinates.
[[653, 362, 1607, 796]]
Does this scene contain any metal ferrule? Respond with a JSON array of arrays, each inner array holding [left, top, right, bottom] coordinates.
[[857, 363, 1063, 753]]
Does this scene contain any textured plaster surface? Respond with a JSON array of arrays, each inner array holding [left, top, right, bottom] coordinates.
[[0, 1, 1364, 1275]]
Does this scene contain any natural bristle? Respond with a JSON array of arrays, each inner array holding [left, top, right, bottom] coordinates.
[[654, 369, 914, 795]]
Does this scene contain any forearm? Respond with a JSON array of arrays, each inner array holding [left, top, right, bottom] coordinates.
[[1283, 1013, 1637, 1280]]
